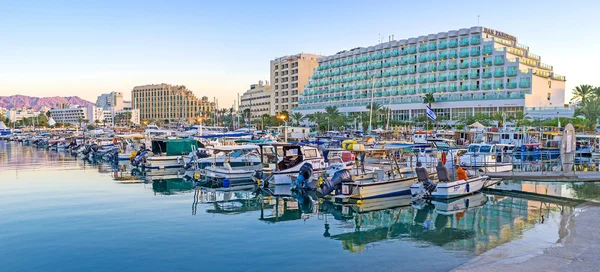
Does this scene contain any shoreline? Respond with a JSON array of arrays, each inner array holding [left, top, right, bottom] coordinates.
[[454, 202, 600, 272]]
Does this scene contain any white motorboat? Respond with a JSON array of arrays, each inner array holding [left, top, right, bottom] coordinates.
[[199, 145, 265, 185], [460, 143, 514, 175], [261, 143, 327, 185], [410, 176, 489, 199], [339, 170, 419, 200]]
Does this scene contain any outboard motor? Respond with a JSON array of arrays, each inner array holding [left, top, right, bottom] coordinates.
[[131, 151, 148, 167], [196, 149, 209, 159], [423, 179, 437, 194], [318, 169, 352, 196], [293, 163, 313, 190]]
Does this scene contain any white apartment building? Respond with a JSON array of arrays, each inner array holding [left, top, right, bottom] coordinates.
[[49, 105, 104, 125], [239, 81, 272, 119], [7, 108, 42, 122], [296, 26, 567, 122], [270, 53, 322, 114]]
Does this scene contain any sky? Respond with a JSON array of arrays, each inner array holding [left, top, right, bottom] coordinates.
[[1, 0, 598, 105]]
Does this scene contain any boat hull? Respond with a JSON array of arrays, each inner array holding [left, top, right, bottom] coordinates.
[[342, 177, 417, 199], [411, 176, 489, 199]]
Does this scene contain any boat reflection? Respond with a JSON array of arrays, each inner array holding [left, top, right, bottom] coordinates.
[[192, 187, 263, 215], [259, 185, 319, 223], [323, 191, 576, 254], [152, 178, 194, 195]]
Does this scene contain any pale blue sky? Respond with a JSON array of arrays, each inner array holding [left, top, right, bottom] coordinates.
[[0, 0, 598, 105]]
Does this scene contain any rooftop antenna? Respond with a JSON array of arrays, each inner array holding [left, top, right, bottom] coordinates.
[[478, 15, 480, 26]]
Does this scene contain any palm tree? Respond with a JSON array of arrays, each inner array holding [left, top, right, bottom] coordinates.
[[423, 93, 435, 107], [325, 106, 340, 117], [492, 111, 505, 127], [306, 112, 327, 132], [291, 112, 304, 126], [574, 97, 600, 131], [511, 111, 529, 127], [571, 84, 594, 104]]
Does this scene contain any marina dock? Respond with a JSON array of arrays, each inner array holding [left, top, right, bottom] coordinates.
[[488, 171, 600, 182]]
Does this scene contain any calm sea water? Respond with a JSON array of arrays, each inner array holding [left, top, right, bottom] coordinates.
[[1, 141, 598, 272]]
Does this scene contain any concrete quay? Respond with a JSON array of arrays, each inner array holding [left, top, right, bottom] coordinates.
[[454, 203, 600, 272], [488, 171, 600, 182]]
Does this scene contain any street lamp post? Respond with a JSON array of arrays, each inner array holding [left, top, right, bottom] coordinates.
[[278, 115, 287, 143]]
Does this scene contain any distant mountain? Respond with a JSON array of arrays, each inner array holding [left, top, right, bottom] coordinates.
[[0, 95, 94, 111]]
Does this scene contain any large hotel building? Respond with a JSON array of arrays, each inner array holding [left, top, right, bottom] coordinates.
[[270, 53, 322, 113], [295, 26, 566, 121], [132, 84, 214, 123]]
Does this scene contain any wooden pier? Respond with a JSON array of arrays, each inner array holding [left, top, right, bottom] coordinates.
[[487, 171, 600, 182]]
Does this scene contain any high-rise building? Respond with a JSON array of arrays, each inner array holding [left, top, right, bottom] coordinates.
[[239, 81, 272, 119], [270, 53, 322, 114], [96, 92, 125, 111], [131, 83, 214, 123], [296, 26, 567, 122]]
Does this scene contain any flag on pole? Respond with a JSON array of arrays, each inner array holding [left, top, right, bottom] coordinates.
[[426, 105, 436, 121]]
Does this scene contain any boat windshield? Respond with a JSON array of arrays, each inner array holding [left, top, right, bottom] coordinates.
[[479, 145, 492, 153], [468, 145, 479, 153]]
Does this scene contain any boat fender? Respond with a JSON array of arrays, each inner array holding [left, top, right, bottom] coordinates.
[[466, 183, 470, 193], [356, 200, 362, 206], [193, 172, 200, 180], [465, 198, 470, 209], [177, 157, 181, 164]]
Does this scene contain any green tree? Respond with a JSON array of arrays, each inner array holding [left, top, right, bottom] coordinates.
[[510, 111, 530, 127], [492, 111, 505, 127], [571, 84, 594, 104], [291, 112, 304, 126], [306, 112, 327, 132], [574, 97, 600, 131], [423, 93, 435, 107]]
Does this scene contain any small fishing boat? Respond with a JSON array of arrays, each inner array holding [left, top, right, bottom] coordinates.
[[142, 139, 198, 171], [460, 143, 514, 175], [410, 176, 490, 199], [260, 143, 326, 185], [410, 163, 497, 199], [201, 145, 263, 185]]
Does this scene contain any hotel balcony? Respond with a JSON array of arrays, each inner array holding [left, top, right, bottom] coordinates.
[[419, 44, 428, 53], [494, 57, 505, 66], [494, 69, 505, 77], [459, 62, 469, 69], [471, 36, 481, 45], [459, 49, 470, 58], [428, 42, 437, 51], [507, 82, 517, 89], [438, 52, 448, 60], [506, 67, 518, 77], [438, 41, 448, 50], [482, 71, 492, 78], [459, 37, 470, 47], [438, 62, 447, 71], [449, 39, 458, 48]]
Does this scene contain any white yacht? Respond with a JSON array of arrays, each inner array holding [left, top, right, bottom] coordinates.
[[460, 143, 514, 175]]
